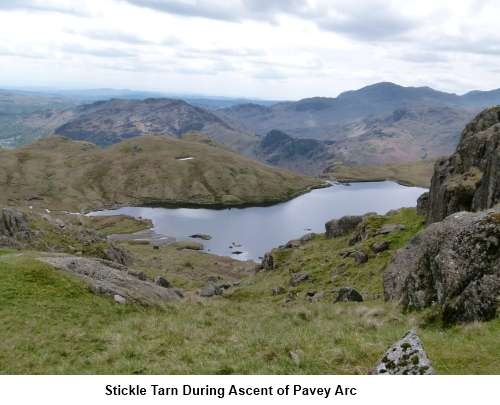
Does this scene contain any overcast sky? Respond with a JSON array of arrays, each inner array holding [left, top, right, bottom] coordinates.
[[0, 0, 499, 100]]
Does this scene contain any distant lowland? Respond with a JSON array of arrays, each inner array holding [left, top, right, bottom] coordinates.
[[2, 82, 500, 185]]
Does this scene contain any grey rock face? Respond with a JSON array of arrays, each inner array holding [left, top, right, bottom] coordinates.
[[371, 240, 390, 253], [325, 215, 363, 238], [352, 250, 368, 264], [154, 276, 171, 288], [335, 287, 363, 302], [261, 250, 276, 270], [376, 223, 406, 235], [372, 331, 435, 375], [38, 255, 181, 304], [0, 208, 30, 239], [199, 283, 223, 297], [104, 245, 132, 266], [427, 107, 500, 223], [290, 271, 309, 286], [384, 209, 500, 323], [416, 192, 430, 217]]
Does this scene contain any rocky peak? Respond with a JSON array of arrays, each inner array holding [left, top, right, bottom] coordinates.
[[426, 106, 500, 223]]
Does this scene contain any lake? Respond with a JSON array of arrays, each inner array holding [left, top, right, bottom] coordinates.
[[90, 181, 426, 261]]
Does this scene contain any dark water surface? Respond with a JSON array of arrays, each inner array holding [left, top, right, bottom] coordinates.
[[90, 181, 426, 261]]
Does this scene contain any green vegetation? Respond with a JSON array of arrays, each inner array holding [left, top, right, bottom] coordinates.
[[324, 160, 436, 187], [1, 208, 499, 374], [0, 136, 324, 211], [85, 215, 152, 236]]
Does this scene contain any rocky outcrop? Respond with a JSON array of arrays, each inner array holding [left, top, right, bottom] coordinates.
[[325, 215, 363, 238], [0, 208, 31, 240], [290, 271, 309, 286], [416, 192, 429, 217], [39, 255, 182, 304], [372, 331, 435, 375], [384, 209, 500, 323], [335, 287, 363, 302], [427, 107, 500, 223]]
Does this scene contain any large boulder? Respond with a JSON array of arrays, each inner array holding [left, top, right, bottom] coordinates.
[[325, 215, 363, 238], [39, 255, 181, 304], [0, 208, 30, 239], [372, 331, 435, 375], [427, 107, 500, 223], [384, 209, 500, 323]]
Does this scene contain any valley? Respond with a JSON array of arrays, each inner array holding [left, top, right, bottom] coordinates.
[[0, 85, 499, 376]]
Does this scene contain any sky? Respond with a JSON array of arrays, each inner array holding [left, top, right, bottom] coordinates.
[[0, 0, 499, 100]]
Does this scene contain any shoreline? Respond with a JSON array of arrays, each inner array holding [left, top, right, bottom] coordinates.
[[84, 181, 332, 214]]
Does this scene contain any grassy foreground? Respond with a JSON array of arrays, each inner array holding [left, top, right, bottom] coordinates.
[[0, 209, 499, 374], [324, 160, 435, 187]]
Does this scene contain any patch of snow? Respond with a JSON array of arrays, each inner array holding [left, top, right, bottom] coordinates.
[[176, 156, 194, 161]]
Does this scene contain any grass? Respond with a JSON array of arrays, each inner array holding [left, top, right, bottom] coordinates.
[[325, 160, 435, 187], [0, 207, 499, 374], [0, 253, 499, 374], [0, 136, 324, 211], [84, 215, 152, 236], [239, 208, 425, 301]]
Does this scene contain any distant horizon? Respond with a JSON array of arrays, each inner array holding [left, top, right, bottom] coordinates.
[[2, 80, 500, 103], [1, 1, 500, 100]]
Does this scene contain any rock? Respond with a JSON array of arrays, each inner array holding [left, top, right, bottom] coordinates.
[[352, 250, 368, 264], [289, 350, 302, 366], [339, 249, 354, 258], [104, 245, 132, 266], [376, 223, 406, 235], [190, 233, 212, 240], [371, 240, 390, 253], [199, 283, 223, 297], [290, 271, 309, 286], [285, 239, 301, 248], [325, 215, 363, 238], [272, 286, 286, 296], [39, 255, 181, 304], [307, 291, 324, 302], [416, 192, 430, 217], [261, 250, 277, 271], [0, 208, 30, 239], [335, 287, 363, 302], [384, 209, 500, 323], [300, 233, 316, 243], [371, 331, 435, 375], [154, 276, 171, 288], [114, 294, 127, 304], [427, 107, 500, 223]]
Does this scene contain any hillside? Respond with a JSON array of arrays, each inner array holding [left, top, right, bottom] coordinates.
[[0, 135, 323, 211], [54, 98, 259, 154], [1, 206, 499, 374]]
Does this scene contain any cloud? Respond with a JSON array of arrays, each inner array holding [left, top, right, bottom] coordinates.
[[317, 2, 417, 41], [75, 30, 152, 45], [60, 44, 135, 58], [433, 36, 500, 56], [0, 0, 86, 16]]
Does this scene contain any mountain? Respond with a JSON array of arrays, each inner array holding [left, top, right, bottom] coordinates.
[[0, 135, 323, 211], [54, 98, 259, 154], [216, 82, 500, 139], [255, 130, 333, 175]]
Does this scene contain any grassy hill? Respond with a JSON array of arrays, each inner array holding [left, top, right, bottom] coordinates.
[[1, 208, 498, 374], [0, 135, 324, 211]]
